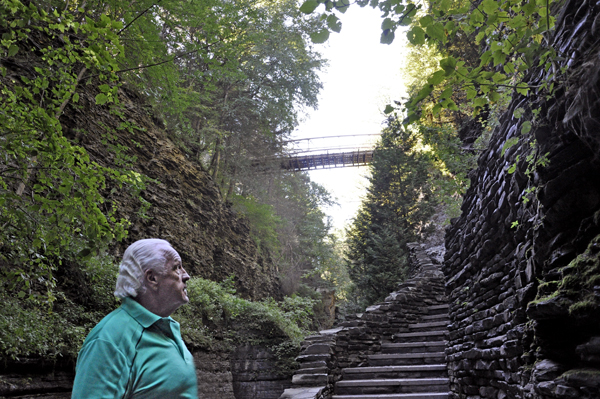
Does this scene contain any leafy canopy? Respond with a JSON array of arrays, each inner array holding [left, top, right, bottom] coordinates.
[[300, 0, 559, 124]]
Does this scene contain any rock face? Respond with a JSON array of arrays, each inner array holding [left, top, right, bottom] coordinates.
[[62, 85, 282, 301], [443, 0, 600, 397], [1, 59, 286, 398]]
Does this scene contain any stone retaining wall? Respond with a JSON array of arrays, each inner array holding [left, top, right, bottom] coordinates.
[[0, 345, 291, 399]]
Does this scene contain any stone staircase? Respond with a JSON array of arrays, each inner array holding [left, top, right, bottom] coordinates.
[[280, 243, 449, 399], [332, 304, 449, 399]]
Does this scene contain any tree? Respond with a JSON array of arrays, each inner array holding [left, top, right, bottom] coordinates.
[[0, 0, 146, 304], [346, 118, 436, 304]]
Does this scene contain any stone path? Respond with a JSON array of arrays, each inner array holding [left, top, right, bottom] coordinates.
[[279, 243, 449, 399], [331, 304, 449, 399]]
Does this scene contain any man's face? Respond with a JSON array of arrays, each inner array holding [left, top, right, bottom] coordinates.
[[156, 250, 190, 314]]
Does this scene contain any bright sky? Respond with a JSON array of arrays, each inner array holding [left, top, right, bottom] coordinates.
[[292, 5, 409, 231]]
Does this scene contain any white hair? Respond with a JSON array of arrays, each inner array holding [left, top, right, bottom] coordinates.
[[114, 238, 178, 298]]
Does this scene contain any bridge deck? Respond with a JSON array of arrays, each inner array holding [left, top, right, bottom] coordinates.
[[282, 150, 374, 171]]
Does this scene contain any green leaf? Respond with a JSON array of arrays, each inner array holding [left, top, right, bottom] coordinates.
[[95, 93, 108, 105], [480, 50, 492, 66], [299, 0, 319, 14], [419, 15, 434, 27], [492, 72, 506, 83], [503, 62, 515, 74], [407, 26, 425, 45], [426, 22, 445, 42], [380, 29, 395, 44], [327, 14, 342, 33], [412, 85, 434, 104], [445, 99, 459, 111], [7, 44, 19, 57], [516, 82, 529, 96], [489, 91, 500, 102], [310, 29, 330, 43], [439, 0, 451, 11], [513, 108, 525, 119], [470, 10, 484, 25], [475, 31, 486, 43], [522, 1, 536, 15], [481, 0, 499, 14], [521, 121, 532, 134], [466, 87, 477, 100], [72, 93, 80, 103], [439, 56, 457, 75], [336, 0, 350, 13], [427, 70, 446, 85], [403, 111, 421, 125], [384, 104, 394, 114], [473, 97, 487, 108], [501, 137, 519, 156], [78, 248, 92, 258], [441, 87, 452, 99], [492, 50, 505, 66], [381, 18, 394, 30]]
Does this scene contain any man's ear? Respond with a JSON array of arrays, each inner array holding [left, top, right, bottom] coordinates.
[[145, 269, 159, 291]]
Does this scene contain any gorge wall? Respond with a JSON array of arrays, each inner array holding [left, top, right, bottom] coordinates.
[[1, 50, 288, 397], [443, 0, 600, 397], [61, 85, 282, 301]]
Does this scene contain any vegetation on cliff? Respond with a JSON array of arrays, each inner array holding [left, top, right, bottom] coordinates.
[[0, 0, 339, 365]]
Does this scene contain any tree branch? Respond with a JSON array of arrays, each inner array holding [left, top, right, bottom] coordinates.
[[118, 0, 165, 36]]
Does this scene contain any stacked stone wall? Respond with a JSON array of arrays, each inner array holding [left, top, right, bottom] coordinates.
[[230, 345, 293, 399], [444, 0, 600, 397], [0, 345, 291, 399]]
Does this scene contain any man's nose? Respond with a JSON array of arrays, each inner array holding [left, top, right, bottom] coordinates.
[[182, 268, 190, 282]]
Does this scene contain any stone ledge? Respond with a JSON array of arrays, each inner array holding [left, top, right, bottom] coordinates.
[[279, 386, 327, 399]]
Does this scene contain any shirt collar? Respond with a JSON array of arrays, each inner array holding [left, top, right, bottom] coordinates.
[[121, 297, 172, 329]]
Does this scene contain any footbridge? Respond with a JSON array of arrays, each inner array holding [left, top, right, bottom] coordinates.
[[263, 134, 379, 171], [281, 149, 374, 171]]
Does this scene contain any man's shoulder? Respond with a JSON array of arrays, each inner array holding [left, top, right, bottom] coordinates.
[[84, 305, 143, 347]]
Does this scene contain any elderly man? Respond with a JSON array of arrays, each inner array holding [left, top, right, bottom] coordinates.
[[71, 239, 198, 399]]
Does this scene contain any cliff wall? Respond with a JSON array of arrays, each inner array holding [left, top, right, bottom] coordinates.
[[61, 85, 282, 300], [444, 0, 600, 397]]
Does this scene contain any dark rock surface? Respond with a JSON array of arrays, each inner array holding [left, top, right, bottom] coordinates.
[[443, 0, 600, 397]]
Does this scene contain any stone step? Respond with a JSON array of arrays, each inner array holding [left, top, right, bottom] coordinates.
[[393, 330, 446, 342], [382, 341, 446, 354], [299, 360, 327, 369], [294, 366, 328, 374], [426, 304, 449, 315], [296, 353, 330, 363], [332, 393, 448, 399], [408, 321, 449, 332], [291, 373, 328, 385], [420, 314, 448, 322], [343, 364, 448, 380], [281, 386, 327, 399], [369, 352, 445, 366], [336, 378, 449, 395]]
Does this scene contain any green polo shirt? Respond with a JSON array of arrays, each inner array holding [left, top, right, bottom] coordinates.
[[71, 297, 198, 399]]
